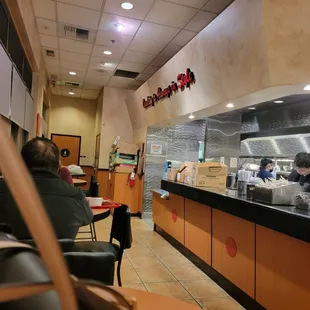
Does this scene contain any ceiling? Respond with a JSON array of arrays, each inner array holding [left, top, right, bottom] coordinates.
[[32, 0, 234, 100]]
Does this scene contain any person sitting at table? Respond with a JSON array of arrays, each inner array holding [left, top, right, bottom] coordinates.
[[0, 137, 93, 240], [58, 160, 73, 185]]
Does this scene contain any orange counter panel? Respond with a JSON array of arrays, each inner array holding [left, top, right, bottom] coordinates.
[[212, 209, 255, 298], [256, 225, 310, 310], [184, 199, 211, 264], [153, 193, 184, 245]]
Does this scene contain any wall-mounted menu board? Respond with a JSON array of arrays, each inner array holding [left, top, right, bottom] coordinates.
[[0, 43, 12, 118], [24, 90, 34, 134], [11, 66, 26, 128]]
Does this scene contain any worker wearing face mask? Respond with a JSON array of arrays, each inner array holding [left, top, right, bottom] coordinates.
[[257, 158, 274, 181], [288, 152, 310, 192]]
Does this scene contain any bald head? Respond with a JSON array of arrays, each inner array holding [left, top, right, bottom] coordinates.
[[21, 137, 60, 172]]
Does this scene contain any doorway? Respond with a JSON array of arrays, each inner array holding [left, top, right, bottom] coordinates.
[[51, 134, 81, 166]]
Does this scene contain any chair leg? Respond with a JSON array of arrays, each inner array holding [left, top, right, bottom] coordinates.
[[90, 224, 94, 241], [92, 222, 97, 241], [117, 260, 122, 287]]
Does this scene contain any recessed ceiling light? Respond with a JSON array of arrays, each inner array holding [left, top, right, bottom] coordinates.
[[121, 2, 134, 10], [248, 107, 256, 110], [226, 103, 234, 108], [69, 91, 74, 95], [69, 71, 76, 76], [189, 114, 195, 119], [103, 51, 112, 55], [115, 23, 124, 32], [304, 85, 310, 91], [274, 100, 284, 103]]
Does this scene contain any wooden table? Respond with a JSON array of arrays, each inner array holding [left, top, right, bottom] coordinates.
[[91, 287, 199, 310], [73, 179, 87, 187], [71, 173, 86, 178]]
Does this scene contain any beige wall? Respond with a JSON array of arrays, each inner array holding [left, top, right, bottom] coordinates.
[[95, 89, 103, 136], [126, 0, 310, 140], [49, 95, 97, 166], [98, 87, 134, 168]]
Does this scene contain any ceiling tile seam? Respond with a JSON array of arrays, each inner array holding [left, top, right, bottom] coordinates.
[[105, 0, 159, 88], [79, 0, 106, 95], [53, 0, 63, 96], [57, 0, 104, 13], [161, 0, 208, 10]]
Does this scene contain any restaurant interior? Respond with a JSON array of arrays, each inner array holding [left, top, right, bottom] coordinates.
[[1, 0, 310, 309]]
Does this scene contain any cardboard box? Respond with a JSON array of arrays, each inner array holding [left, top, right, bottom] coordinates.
[[192, 162, 228, 177], [192, 175, 227, 188], [115, 165, 136, 173], [113, 140, 139, 155], [191, 162, 228, 188], [167, 168, 178, 181]]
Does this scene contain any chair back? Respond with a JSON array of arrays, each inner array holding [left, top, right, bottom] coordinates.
[[110, 205, 132, 250], [89, 176, 99, 197]]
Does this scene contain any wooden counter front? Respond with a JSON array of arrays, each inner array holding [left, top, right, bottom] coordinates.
[[256, 225, 310, 310], [212, 209, 255, 298], [184, 199, 211, 264], [153, 193, 184, 245]]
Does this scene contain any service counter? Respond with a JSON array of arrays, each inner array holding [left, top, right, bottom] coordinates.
[[152, 180, 310, 310]]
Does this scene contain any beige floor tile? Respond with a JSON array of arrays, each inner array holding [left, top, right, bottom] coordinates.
[[168, 266, 209, 281], [127, 255, 164, 269], [143, 236, 170, 248], [151, 245, 181, 258], [159, 253, 193, 267], [126, 247, 155, 259], [180, 280, 227, 299], [115, 268, 142, 285], [136, 265, 176, 283], [123, 283, 147, 292], [120, 256, 133, 270], [184, 299, 201, 307], [196, 297, 243, 310], [145, 282, 193, 301]]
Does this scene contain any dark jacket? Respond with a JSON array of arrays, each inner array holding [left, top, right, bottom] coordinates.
[[257, 168, 273, 181], [288, 169, 310, 192], [0, 168, 93, 239]]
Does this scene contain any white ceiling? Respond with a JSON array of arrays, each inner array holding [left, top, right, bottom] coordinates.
[[32, 0, 234, 100]]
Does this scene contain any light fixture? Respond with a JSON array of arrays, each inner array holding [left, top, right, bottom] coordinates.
[[304, 85, 310, 91], [69, 71, 76, 76], [69, 91, 74, 95], [103, 50, 112, 55], [121, 2, 134, 10], [115, 23, 124, 32], [226, 103, 234, 108], [248, 107, 256, 110], [189, 113, 195, 119], [274, 100, 283, 103]]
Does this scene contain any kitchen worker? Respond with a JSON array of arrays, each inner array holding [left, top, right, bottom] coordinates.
[[257, 158, 274, 181], [288, 152, 310, 191]]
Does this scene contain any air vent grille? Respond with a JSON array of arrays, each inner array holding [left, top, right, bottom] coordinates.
[[114, 69, 139, 79], [64, 82, 80, 87], [64, 25, 89, 40], [46, 49, 55, 57]]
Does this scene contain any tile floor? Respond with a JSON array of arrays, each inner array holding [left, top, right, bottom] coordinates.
[[93, 217, 245, 310]]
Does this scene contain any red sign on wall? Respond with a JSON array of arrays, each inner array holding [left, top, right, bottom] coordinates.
[[142, 68, 195, 109]]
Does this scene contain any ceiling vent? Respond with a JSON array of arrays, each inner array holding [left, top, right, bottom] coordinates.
[[64, 81, 80, 88], [46, 49, 55, 57], [58, 23, 96, 43], [114, 70, 139, 79]]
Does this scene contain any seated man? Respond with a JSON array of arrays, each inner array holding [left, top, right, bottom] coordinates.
[[0, 137, 93, 239]]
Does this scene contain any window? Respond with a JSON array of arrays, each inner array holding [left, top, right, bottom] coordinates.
[[0, 0, 32, 93], [0, 1, 8, 47]]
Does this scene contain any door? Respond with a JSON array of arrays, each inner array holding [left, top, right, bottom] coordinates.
[[51, 134, 81, 166]]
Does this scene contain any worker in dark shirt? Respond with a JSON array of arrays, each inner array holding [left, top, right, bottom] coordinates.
[[257, 158, 274, 181], [288, 152, 310, 192], [0, 137, 93, 239]]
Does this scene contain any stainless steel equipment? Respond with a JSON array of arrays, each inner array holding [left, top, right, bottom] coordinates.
[[226, 173, 237, 189], [254, 182, 302, 205], [237, 180, 248, 196]]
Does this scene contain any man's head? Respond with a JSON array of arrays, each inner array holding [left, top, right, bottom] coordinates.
[[21, 137, 60, 172], [261, 158, 273, 172], [294, 152, 310, 176]]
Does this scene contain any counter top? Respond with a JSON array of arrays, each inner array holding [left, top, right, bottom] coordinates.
[[161, 180, 310, 243]]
